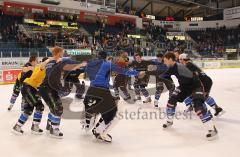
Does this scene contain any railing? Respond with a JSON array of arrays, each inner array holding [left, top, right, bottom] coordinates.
[[0, 50, 51, 58]]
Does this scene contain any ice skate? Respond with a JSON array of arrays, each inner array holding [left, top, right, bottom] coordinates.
[[31, 124, 44, 135], [13, 124, 24, 135], [50, 127, 63, 139], [46, 120, 51, 133], [92, 128, 112, 143], [206, 126, 218, 141], [154, 100, 159, 108], [133, 95, 141, 102], [214, 107, 226, 117], [7, 103, 14, 111], [163, 121, 173, 129], [143, 97, 151, 103]]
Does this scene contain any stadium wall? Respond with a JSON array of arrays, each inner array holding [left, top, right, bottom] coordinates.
[[1, 57, 240, 85]]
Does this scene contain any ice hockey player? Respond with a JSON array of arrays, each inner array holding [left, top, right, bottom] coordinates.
[[39, 46, 86, 138], [159, 52, 218, 140], [83, 51, 145, 142], [12, 57, 51, 135], [8, 56, 38, 111], [60, 68, 86, 99], [179, 53, 225, 117], [113, 51, 131, 101], [147, 53, 175, 108], [129, 53, 152, 103]]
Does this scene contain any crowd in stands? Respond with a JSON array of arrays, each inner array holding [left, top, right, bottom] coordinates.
[[187, 26, 240, 57], [0, 24, 19, 42], [84, 19, 137, 55], [89, 20, 182, 56], [166, 39, 186, 52], [143, 24, 166, 42], [16, 28, 89, 49], [0, 14, 22, 42], [1, 12, 240, 58], [0, 11, 186, 56], [0, 13, 195, 58]]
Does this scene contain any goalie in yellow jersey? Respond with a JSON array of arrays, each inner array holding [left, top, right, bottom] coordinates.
[[13, 57, 52, 135]]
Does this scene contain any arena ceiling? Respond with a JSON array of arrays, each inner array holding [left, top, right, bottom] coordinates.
[[117, 0, 240, 18]]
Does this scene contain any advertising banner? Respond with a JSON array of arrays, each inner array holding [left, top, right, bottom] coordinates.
[[0, 58, 28, 70], [203, 62, 221, 69], [2, 69, 22, 83]]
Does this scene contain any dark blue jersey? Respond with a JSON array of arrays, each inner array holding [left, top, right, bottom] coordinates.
[[42, 57, 81, 91], [86, 59, 139, 89], [150, 59, 168, 75]]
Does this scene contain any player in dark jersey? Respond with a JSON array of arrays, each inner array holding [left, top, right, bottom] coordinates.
[[12, 57, 51, 135], [39, 46, 86, 138], [129, 53, 152, 103], [156, 52, 218, 140], [60, 68, 86, 99], [147, 53, 175, 108], [113, 51, 131, 100], [8, 56, 38, 111], [179, 53, 225, 117], [83, 51, 144, 142]]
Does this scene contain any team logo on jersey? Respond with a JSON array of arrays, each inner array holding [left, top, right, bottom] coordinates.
[[87, 99, 97, 107]]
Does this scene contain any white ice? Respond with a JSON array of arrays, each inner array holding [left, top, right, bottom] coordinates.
[[0, 68, 240, 157]]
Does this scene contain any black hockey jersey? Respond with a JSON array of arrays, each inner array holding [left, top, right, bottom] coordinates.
[[185, 62, 212, 91], [162, 63, 202, 89], [129, 60, 152, 71], [42, 58, 81, 92], [19, 62, 33, 83]]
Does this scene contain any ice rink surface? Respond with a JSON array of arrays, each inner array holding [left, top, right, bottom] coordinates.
[[0, 68, 240, 157]]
